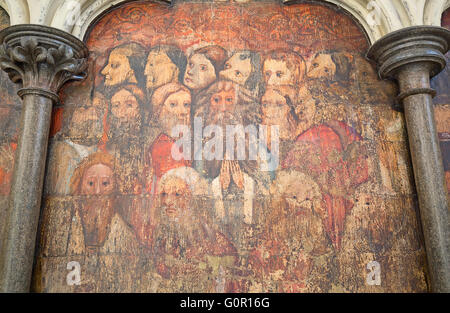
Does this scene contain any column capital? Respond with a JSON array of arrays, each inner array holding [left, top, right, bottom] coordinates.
[[0, 24, 88, 103], [367, 26, 450, 80]]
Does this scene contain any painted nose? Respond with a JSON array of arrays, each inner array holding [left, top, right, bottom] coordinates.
[[101, 66, 109, 75], [95, 182, 101, 195]]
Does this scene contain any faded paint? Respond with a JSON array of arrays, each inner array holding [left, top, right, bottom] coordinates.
[[30, 1, 428, 292]]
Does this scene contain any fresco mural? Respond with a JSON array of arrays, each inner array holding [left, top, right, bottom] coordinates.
[[432, 8, 450, 196], [33, 0, 428, 292]]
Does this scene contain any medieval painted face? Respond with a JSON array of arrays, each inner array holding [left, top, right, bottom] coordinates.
[[79, 162, 115, 247], [307, 53, 336, 80], [145, 50, 179, 90], [101, 51, 135, 87], [81, 163, 115, 195], [184, 53, 216, 90], [110, 89, 140, 121], [263, 59, 294, 86], [68, 106, 103, 145], [261, 89, 293, 141], [261, 89, 289, 127], [158, 176, 191, 221], [208, 85, 237, 125], [273, 171, 321, 217], [219, 53, 252, 86], [160, 90, 191, 133]]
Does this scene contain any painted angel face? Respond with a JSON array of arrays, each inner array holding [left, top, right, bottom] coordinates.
[[110, 89, 140, 120], [307, 53, 336, 80], [145, 50, 179, 90], [219, 52, 252, 86], [263, 59, 294, 86], [184, 53, 216, 90], [81, 163, 115, 195], [101, 51, 134, 87]]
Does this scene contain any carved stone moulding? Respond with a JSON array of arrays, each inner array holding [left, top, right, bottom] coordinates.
[[0, 24, 89, 102], [367, 26, 450, 80]]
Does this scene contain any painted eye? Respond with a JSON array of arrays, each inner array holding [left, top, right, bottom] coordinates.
[[265, 71, 270, 77], [88, 181, 94, 187], [324, 68, 329, 73], [175, 192, 181, 197], [213, 97, 220, 103], [170, 102, 176, 107], [188, 62, 193, 68], [184, 102, 190, 107], [226, 97, 233, 103], [111, 63, 120, 69], [225, 63, 231, 69], [200, 65, 207, 71], [276, 71, 283, 78], [235, 70, 241, 77], [313, 63, 319, 68], [126, 101, 134, 108], [102, 181, 109, 186], [293, 195, 297, 200]]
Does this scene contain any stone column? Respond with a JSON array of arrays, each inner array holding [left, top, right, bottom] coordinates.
[[368, 26, 450, 292], [0, 25, 88, 292]]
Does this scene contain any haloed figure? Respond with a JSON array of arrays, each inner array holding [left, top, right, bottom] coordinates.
[[70, 152, 116, 249], [219, 50, 263, 96], [184, 45, 227, 92], [263, 50, 306, 87], [101, 43, 146, 89], [144, 45, 187, 91]]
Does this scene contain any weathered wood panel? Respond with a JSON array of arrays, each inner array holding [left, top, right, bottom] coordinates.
[[33, 0, 427, 292]]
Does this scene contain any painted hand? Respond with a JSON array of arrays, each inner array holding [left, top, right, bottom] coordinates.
[[220, 160, 231, 191], [231, 160, 244, 190]]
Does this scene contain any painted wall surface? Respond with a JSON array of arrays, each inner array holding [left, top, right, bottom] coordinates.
[[432, 7, 450, 196], [0, 7, 21, 251], [32, 0, 427, 292]]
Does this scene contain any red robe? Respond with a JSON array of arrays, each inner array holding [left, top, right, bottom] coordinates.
[[282, 122, 368, 250], [146, 133, 191, 193]]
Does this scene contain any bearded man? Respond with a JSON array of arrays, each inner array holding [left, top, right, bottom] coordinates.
[[104, 85, 146, 194], [68, 152, 140, 291], [150, 170, 238, 292], [194, 80, 270, 236]]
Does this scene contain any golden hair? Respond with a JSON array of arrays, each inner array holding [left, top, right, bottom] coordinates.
[[264, 50, 307, 85], [69, 152, 117, 195]]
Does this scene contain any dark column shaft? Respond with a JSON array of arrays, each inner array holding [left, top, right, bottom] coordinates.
[[397, 63, 450, 292], [1, 93, 53, 292], [368, 26, 450, 292], [0, 24, 88, 292]]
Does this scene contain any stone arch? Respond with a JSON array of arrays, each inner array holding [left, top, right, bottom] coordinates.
[[0, 0, 448, 43]]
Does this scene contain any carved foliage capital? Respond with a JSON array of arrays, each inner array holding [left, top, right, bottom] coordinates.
[[0, 25, 88, 98]]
